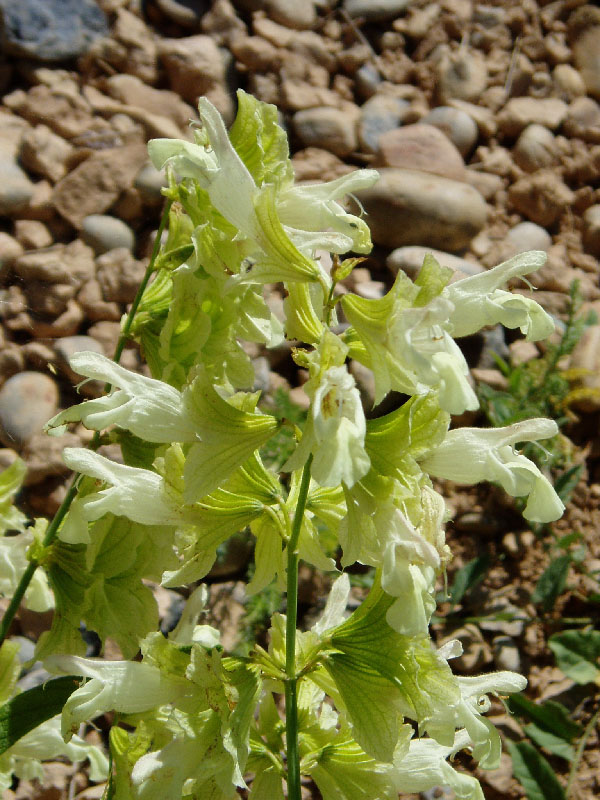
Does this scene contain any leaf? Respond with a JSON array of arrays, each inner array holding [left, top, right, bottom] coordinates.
[[553, 464, 583, 504], [0, 676, 79, 755], [531, 554, 571, 611], [448, 555, 490, 608], [549, 630, 600, 684], [507, 741, 566, 800], [507, 695, 582, 742], [523, 724, 574, 761]]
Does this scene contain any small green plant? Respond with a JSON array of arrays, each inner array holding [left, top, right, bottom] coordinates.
[[0, 91, 569, 800]]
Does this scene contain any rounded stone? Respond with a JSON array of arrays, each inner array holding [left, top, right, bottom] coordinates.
[[512, 124, 558, 172], [0, 157, 35, 215], [552, 64, 586, 102], [134, 162, 167, 204], [358, 94, 410, 154], [354, 168, 487, 252], [421, 106, 479, 158], [568, 5, 600, 99], [497, 97, 568, 137], [0, 372, 59, 447], [0, 0, 108, 61], [343, 0, 411, 22], [583, 205, 600, 257], [436, 49, 488, 104], [154, 0, 210, 27], [504, 222, 552, 256], [293, 106, 359, 158], [82, 215, 135, 255], [375, 123, 466, 181], [387, 246, 484, 279]]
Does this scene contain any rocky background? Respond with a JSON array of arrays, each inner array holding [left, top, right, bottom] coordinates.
[[0, 0, 599, 798]]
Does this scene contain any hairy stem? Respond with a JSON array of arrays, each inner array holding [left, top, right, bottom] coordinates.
[[285, 455, 313, 800], [0, 199, 173, 647]]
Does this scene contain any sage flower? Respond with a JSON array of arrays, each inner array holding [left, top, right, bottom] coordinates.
[[419, 419, 565, 522]]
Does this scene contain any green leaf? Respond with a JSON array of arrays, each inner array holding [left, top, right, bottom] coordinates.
[[548, 630, 600, 684], [553, 464, 583, 504], [523, 724, 574, 761], [531, 554, 571, 611], [508, 695, 582, 742], [448, 555, 490, 608], [0, 677, 79, 755], [506, 741, 566, 800]]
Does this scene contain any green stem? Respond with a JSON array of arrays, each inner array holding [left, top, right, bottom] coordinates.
[[285, 455, 313, 800], [0, 199, 173, 647]]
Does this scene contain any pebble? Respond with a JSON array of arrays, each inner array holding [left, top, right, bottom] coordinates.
[[355, 168, 487, 252], [343, 0, 412, 21], [569, 324, 600, 411], [387, 246, 484, 279], [563, 97, 600, 143], [503, 221, 552, 258], [96, 248, 146, 303], [0, 0, 108, 61], [19, 124, 74, 184], [103, 74, 194, 131], [552, 64, 586, 102], [53, 335, 105, 391], [82, 215, 135, 255], [355, 63, 382, 99], [293, 105, 360, 158], [512, 124, 558, 172], [583, 205, 600, 257], [493, 636, 521, 672], [158, 35, 232, 115], [375, 123, 466, 181], [0, 154, 34, 215], [13, 239, 95, 286], [134, 162, 167, 204], [0, 232, 23, 270], [436, 49, 488, 104], [13, 220, 53, 250], [0, 372, 59, 448], [52, 143, 149, 229], [258, 0, 317, 30], [508, 169, 575, 227], [421, 106, 478, 158], [358, 94, 410, 154], [568, 5, 600, 100], [480, 598, 525, 637], [153, 0, 210, 27], [497, 97, 568, 136]]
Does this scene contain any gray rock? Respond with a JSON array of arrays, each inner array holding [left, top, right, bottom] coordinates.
[[355, 63, 383, 100], [569, 324, 600, 411], [0, 0, 108, 61], [293, 106, 360, 158], [0, 155, 34, 215], [259, 0, 317, 29], [355, 168, 487, 252], [82, 215, 135, 255], [387, 246, 484, 279], [569, 5, 600, 100], [497, 97, 568, 137], [358, 94, 410, 154], [14, 240, 95, 286], [493, 636, 521, 672], [54, 335, 104, 386], [343, 0, 412, 21], [0, 372, 59, 448], [154, 0, 210, 27], [375, 123, 466, 181], [504, 222, 552, 256], [512, 124, 558, 172], [96, 248, 146, 304], [436, 49, 488, 104], [421, 106, 479, 158], [583, 205, 600, 257], [135, 162, 167, 204]]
